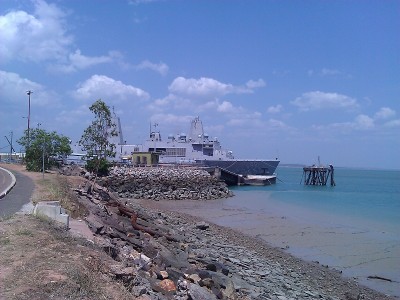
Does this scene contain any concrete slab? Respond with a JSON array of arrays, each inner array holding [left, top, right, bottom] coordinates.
[[33, 201, 69, 228]]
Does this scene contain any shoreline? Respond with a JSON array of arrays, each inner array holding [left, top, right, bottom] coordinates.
[[135, 197, 399, 298], [2, 163, 397, 299]]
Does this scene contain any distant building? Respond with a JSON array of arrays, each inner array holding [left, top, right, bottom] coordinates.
[[0, 152, 25, 163], [131, 152, 159, 166]]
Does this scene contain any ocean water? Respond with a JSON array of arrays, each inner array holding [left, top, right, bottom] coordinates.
[[233, 167, 400, 230], [225, 167, 400, 296]]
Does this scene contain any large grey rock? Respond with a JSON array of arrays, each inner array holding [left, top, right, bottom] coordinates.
[[188, 283, 218, 300]]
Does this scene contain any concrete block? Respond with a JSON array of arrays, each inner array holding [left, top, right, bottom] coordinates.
[[33, 201, 70, 228]]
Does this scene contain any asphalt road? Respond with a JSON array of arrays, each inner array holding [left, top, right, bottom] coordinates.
[[0, 167, 34, 217]]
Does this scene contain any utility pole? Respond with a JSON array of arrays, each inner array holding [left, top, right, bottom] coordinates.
[[4, 132, 15, 163], [10, 131, 13, 162], [26, 90, 33, 145], [42, 141, 45, 179]]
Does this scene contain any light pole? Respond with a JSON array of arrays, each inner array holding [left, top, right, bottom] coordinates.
[[41, 129, 46, 179], [26, 90, 33, 145], [42, 141, 45, 179]]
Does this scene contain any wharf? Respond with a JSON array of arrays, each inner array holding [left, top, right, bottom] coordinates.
[[302, 165, 335, 186], [205, 166, 276, 186]]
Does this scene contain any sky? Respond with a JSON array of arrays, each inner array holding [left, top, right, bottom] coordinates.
[[1, 0, 399, 169]]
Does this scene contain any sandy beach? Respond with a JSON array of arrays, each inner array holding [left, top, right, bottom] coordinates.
[[136, 197, 400, 298]]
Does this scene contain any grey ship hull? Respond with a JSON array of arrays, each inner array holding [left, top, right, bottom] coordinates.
[[124, 116, 280, 183], [200, 159, 279, 176]]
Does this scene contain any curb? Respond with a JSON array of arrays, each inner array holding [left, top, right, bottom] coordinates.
[[0, 166, 17, 199]]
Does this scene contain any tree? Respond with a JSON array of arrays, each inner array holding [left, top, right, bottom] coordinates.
[[79, 99, 118, 175], [18, 128, 72, 172]]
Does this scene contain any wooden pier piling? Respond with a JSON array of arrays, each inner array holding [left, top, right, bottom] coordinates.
[[302, 164, 335, 186]]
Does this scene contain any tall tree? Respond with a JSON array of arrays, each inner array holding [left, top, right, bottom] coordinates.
[[79, 99, 118, 174], [18, 128, 72, 171]]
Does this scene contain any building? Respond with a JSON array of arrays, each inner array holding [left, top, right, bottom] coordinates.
[[131, 152, 159, 166]]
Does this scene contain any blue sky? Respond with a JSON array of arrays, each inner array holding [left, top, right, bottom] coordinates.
[[1, 0, 399, 169]]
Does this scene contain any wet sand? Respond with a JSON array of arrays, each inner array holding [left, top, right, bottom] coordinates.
[[138, 197, 400, 297]]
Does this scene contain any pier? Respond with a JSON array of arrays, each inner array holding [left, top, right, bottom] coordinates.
[[302, 164, 335, 186], [205, 166, 243, 186]]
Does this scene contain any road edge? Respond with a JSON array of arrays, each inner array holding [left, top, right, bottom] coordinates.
[[0, 166, 17, 199]]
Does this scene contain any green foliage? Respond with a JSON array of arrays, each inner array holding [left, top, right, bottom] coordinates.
[[17, 128, 72, 172], [85, 158, 111, 176], [79, 99, 117, 160], [79, 99, 117, 176]]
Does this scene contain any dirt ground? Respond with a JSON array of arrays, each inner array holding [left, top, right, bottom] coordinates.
[[0, 164, 133, 300]]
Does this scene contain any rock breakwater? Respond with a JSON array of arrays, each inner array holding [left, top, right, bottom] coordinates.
[[70, 180, 392, 300], [99, 166, 233, 200]]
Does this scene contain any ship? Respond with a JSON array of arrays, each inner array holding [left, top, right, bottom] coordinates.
[[119, 117, 279, 184]]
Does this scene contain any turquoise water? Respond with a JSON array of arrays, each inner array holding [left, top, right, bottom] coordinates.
[[225, 167, 400, 296], [231, 167, 400, 232]]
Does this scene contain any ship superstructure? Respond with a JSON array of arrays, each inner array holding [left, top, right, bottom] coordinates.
[[119, 117, 279, 178]]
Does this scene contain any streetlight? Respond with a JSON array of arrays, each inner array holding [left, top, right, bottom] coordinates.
[[42, 140, 45, 179], [26, 90, 33, 144]]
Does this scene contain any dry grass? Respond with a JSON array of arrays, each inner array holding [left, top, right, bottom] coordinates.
[[0, 215, 132, 299], [0, 164, 132, 299], [34, 174, 89, 219]]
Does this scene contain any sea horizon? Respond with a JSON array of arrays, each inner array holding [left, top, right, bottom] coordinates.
[[278, 163, 400, 172]]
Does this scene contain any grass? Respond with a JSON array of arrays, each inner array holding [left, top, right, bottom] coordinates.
[[15, 228, 33, 236], [0, 171, 132, 300], [31, 173, 89, 219]]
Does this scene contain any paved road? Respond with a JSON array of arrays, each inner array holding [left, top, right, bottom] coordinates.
[[0, 167, 34, 217]]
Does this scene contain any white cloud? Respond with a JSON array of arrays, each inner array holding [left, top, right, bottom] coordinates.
[[148, 94, 196, 112], [354, 114, 374, 130], [169, 77, 235, 97], [321, 68, 341, 76], [196, 99, 244, 114], [226, 112, 262, 127], [74, 75, 150, 102], [168, 77, 256, 98], [246, 79, 266, 89], [0, 70, 58, 106], [384, 119, 400, 128], [217, 101, 234, 113], [324, 114, 375, 132], [0, 1, 124, 72], [136, 60, 169, 76], [316, 108, 397, 133], [267, 104, 283, 114], [147, 94, 177, 112], [150, 113, 193, 125], [0, 0, 72, 63], [55, 105, 90, 126], [268, 118, 288, 129], [308, 68, 351, 78], [291, 91, 358, 111], [49, 50, 120, 73], [128, 0, 160, 5], [374, 107, 396, 120], [198, 100, 218, 112]]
